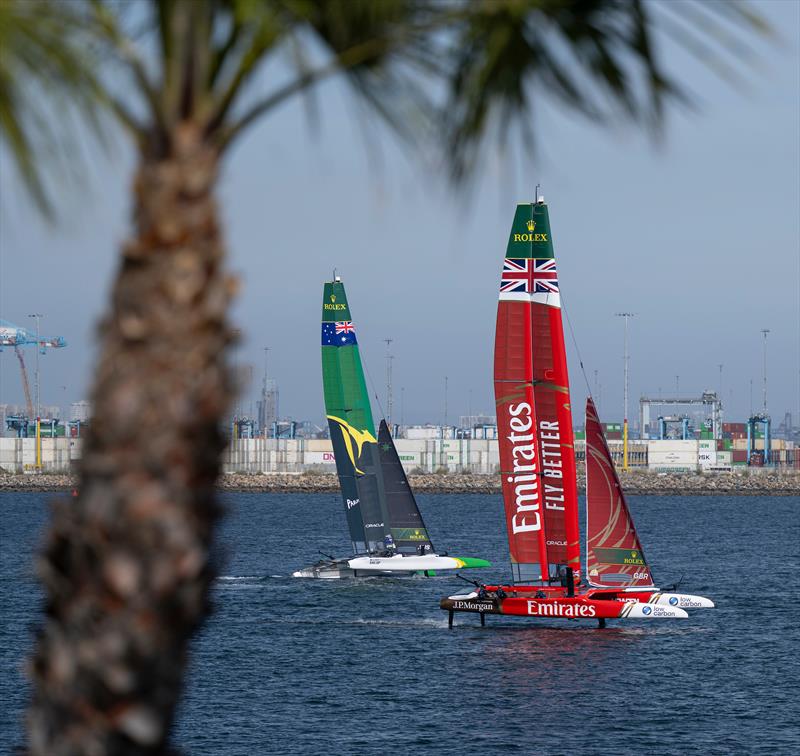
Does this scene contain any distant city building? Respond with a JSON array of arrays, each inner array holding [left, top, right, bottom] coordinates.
[[256, 378, 278, 436], [41, 405, 61, 420], [70, 400, 91, 422]]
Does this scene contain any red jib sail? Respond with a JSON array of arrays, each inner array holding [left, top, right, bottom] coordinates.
[[494, 201, 581, 585], [585, 397, 655, 588]]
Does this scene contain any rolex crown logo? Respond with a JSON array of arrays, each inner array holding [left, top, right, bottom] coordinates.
[[526, 219, 536, 232], [330, 295, 336, 303]]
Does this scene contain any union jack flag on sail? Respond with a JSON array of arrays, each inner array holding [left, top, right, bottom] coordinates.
[[500, 258, 559, 294], [500, 258, 534, 293], [335, 321, 355, 334], [531, 259, 558, 293]]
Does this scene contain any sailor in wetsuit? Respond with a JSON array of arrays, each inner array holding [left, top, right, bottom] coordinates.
[[383, 534, 396, 555]]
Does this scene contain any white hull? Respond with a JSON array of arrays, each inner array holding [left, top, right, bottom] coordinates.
[[347, 554, 474, 572], [293, 553, 484, 579], [620, 603, 689, 619], [645, 592, 715, 609]]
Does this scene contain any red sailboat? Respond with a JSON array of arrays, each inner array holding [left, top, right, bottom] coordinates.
[[441, 199, 713, 626]]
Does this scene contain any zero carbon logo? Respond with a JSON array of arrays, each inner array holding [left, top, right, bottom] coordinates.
[[669, 596, 679, 606], [642, 606, 652, 616]]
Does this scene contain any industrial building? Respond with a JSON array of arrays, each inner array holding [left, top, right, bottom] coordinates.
[[2, 433, 796, 475]]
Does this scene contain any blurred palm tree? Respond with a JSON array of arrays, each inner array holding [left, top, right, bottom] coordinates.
[[0, 1, 765, 753]]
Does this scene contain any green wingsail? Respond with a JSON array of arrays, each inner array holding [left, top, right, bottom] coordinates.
[[321, 279, 389, 553]]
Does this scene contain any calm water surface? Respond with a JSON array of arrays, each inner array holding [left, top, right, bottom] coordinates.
[[1, 492, 798, 755]]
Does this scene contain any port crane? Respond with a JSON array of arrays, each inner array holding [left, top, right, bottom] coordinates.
[[0, 319, 67, 424]]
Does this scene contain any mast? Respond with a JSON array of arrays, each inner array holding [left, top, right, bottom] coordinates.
[[494, 200, 581, 585], [616, 312, 634, 471]]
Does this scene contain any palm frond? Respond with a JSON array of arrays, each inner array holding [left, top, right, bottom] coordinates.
[[0, 0, 107, 218], [438, 0, 768, 184]]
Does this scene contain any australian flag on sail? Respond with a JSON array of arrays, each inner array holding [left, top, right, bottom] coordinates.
[[500, 258, 558, 294], [321, 321, 358, 346]]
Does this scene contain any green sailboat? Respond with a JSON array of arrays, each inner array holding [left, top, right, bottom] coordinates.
[[293, 276, 490, 579]]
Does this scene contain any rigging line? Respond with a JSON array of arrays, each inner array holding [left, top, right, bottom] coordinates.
[[362, 350, 387, 422], [561, 293, 594, 400]]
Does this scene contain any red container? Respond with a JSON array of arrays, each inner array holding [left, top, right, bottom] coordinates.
[[723, 422, 747, 433], [732, 450, 747, 463]]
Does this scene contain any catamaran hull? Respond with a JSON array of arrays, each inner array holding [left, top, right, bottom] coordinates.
[[441, 595, 688, 621], [293, 554, 490, 579], [347, 554, 488, 572], [627, 591, 715, 609], [474, 584, 714, 609], [293, 567, 420, 579]]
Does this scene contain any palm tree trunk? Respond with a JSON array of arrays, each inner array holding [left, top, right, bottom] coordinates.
[[28, 124, 234, 755]]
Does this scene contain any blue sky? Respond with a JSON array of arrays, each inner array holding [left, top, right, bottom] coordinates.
[[0, 0, 798, 430]]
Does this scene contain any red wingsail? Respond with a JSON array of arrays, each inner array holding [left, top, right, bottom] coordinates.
[[494, 202, 581, 585], [585, 397, 655, 588]]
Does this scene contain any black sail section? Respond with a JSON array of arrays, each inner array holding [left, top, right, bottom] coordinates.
[[354, 442, 389, 552], [327, 419, 366, 552], [377, 420, 434, 554]]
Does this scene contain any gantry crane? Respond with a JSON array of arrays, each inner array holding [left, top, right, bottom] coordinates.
[[14, 346, 34, 418], [0, 319, 67, 422]]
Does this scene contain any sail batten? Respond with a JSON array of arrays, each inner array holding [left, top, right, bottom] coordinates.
[[585, 397, 655, 588], [494, 202, 581, 585]]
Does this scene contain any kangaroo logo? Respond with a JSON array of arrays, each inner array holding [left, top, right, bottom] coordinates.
[[327, 415, 376, 475]]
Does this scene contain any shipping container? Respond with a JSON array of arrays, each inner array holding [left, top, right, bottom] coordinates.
[[305, 439, 334, 452], [698, 450, 717, 467], [732, 450, 747, 463], [303, 451, 337, 465], [723, 422, 747, 433]]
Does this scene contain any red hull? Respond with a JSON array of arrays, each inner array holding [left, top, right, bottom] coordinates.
[[441, 583, 681, 621]]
